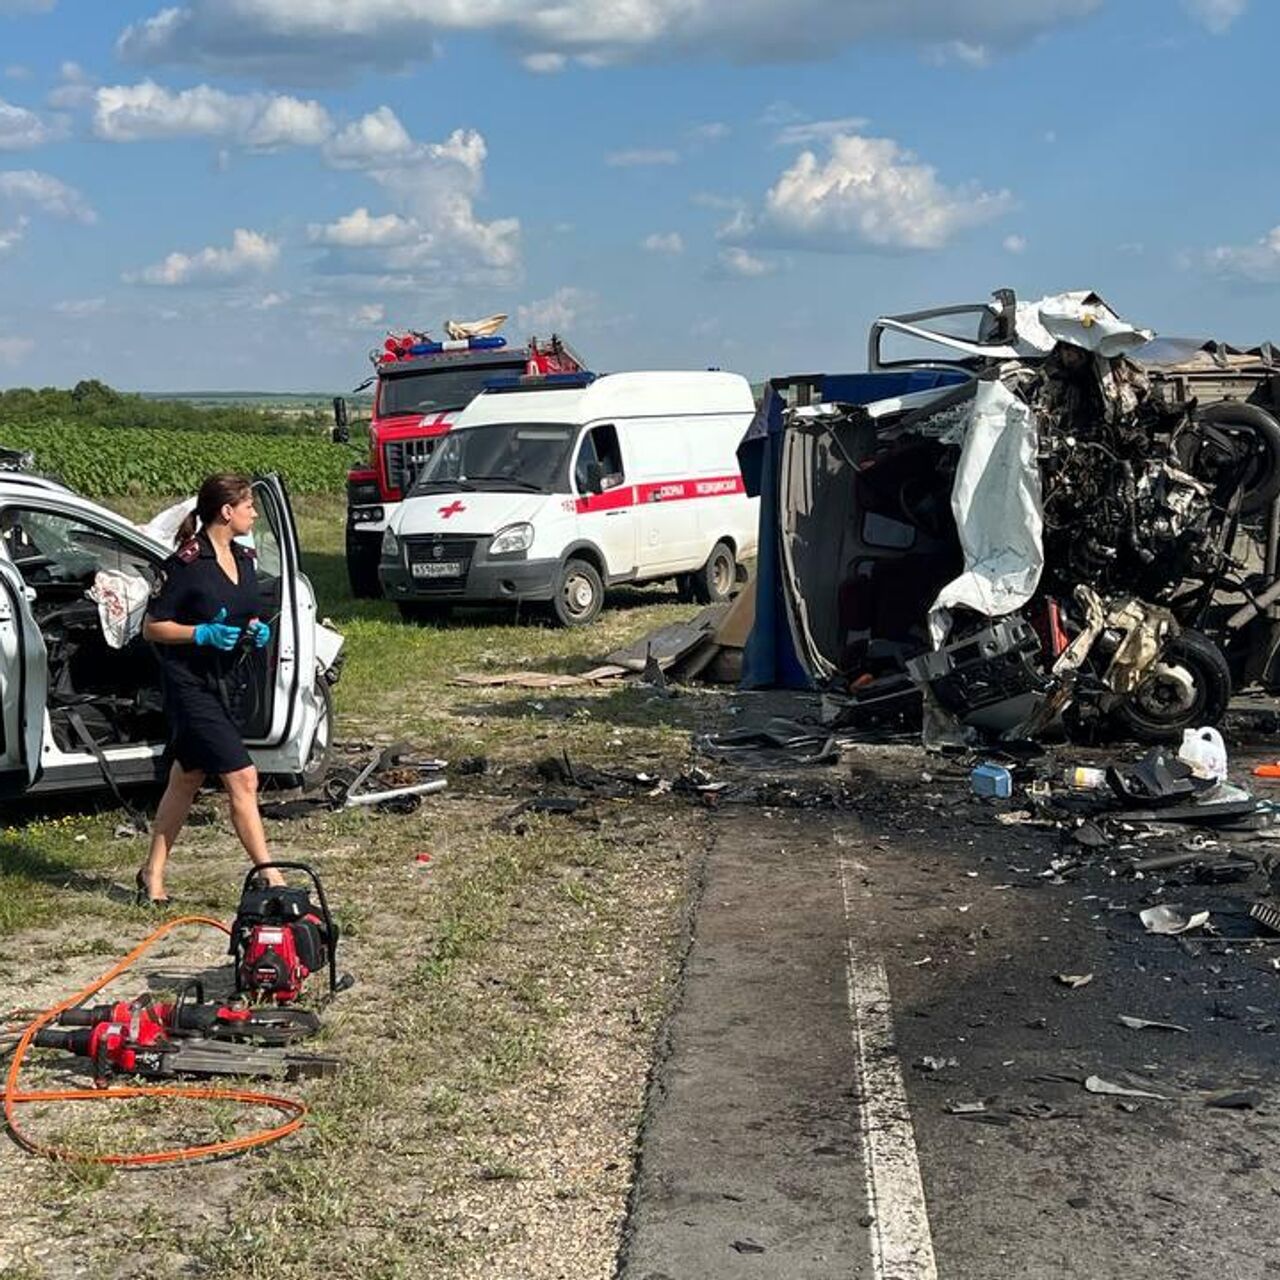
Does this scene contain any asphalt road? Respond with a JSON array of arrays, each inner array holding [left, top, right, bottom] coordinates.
[[618, 740, 1280, 1280]]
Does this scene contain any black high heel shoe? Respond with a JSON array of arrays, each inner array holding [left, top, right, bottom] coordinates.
[[135, 868, 172, 907]]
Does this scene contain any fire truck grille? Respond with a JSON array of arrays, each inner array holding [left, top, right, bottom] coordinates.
[[383, 438, 438, 495]]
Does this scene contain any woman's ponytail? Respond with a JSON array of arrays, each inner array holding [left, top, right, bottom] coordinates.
[[174, 510, 199, 546]]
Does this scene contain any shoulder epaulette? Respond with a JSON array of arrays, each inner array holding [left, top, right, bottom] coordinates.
[[176, 539, 201, 564]]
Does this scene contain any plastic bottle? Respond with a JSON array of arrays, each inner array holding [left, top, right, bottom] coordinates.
[[1177, 726, 1228, 781]]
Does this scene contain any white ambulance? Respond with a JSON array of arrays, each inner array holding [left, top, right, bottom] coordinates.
[[378, 370, 758, 625]]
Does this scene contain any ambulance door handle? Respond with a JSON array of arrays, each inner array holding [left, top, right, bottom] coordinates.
[[606, 509, 627, 517]]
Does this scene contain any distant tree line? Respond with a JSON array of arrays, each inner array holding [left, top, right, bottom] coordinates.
[[0, 380, 335, 437]]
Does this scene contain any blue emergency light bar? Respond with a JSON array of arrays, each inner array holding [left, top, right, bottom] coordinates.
[[483, 371, 597, 393], [407, 335, 508, 356]]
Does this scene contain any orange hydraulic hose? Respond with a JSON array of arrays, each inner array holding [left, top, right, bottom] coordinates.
[[4, 915, 307, 1166]]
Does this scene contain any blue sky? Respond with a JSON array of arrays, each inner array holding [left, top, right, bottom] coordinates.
[[0, 0, 1274, 391]]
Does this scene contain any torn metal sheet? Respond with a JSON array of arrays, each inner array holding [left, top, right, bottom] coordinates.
[[1139, 905, 1210, 935], [1084, 1075, 1169, 1101]]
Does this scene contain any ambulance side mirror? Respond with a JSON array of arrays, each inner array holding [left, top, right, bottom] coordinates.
[[584, 461, 605, 494], [331, 397, 350, 445]]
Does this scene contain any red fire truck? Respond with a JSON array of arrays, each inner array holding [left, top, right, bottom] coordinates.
[[335, 326, 586, 597]]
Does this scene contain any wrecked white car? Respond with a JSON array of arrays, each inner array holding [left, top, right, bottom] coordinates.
[[741, 290, 1280, 743], [0, 472, 340, 801]]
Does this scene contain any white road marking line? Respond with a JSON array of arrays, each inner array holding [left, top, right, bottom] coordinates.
[[839, 856, 939, 1280]]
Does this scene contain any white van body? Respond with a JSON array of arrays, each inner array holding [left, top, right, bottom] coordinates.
[[379, 371, 759, 624]]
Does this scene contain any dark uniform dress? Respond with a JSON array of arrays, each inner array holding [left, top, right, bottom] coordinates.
[[146, 530, 260, 775]]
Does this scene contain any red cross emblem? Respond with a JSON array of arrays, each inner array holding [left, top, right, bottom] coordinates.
[[438, 500, 466, 519]]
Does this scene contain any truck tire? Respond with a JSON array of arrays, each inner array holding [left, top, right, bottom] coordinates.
[[398, 601, 452, 625], [550, 558, 604, 627], [691, 541, 736, 605], [1179, 401, 1280, 516], [346, 537, 382, 599], [1112, 629, 1231, 743]]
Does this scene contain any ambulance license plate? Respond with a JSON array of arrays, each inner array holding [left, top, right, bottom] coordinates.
[[412, 561, 463, 579]]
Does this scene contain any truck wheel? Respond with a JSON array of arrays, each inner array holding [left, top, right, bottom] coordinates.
[[691, 541, 736, 605], [398, 601, 453, 625], [346, 539, 382, 599], [1112, 629, 1231, 743], [299, 677, 333, 791], [551, 558, 604, 627]]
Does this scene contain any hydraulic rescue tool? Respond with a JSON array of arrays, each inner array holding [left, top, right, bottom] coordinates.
[[229, 862, 351, 1004]]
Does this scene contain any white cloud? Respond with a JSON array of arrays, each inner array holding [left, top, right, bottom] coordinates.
[[52, 296, 106, 316], [0, 215, 27, 253], [4, 66, 31, 81], [1003, 233, 1027, 254], [689, 122, 730, 143], [309, 207, 419, 248], [115, 0, 1107, 81], [605, 148, 679, 168], [642, 231, 684, 254], [924, 39, 991, 66], [517, 287, 594, 332], [0, 336, 35, 366], [1205, 224, 1280, 284], [1182, 0, 1247, 33], [728, 130, 1013, 253], [46, 61, 94, 110], [713, 247, 776, 278], [773, 116, 870, 147], [0, 95, 63, 149], [0, 169, 95, 222], [252, 291, 289, 310], [322, 106, 414, 168], [93, 80, 331, 148], [128, 227, 280, 286], [522, 52, 567, 73], [353, 302, 385, 326]]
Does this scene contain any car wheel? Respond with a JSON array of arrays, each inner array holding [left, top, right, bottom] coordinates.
[[1179, 401, 1280, 515], [1112, 628, 1231, 743], [691, 541, 736, 605], [551, 558, 604, 627], [299, 677, 333, 791], [398, 601, 453, 625]]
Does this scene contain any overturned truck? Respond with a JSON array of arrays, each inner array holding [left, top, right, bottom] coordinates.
[[741, 290, 1280, 743]]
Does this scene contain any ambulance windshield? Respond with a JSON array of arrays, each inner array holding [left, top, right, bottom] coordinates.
[[410, 422, 576, 494]]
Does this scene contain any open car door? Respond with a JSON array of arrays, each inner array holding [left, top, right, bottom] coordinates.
[[241, 473, 324, 778], [0, 559, 47, 790]]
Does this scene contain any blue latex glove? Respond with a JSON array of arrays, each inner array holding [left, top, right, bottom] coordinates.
[[193, 607, 241, 652], [248, 618, 272, 649]]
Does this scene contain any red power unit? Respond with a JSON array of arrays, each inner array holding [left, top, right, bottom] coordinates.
[[229, 863, 344, 1005]]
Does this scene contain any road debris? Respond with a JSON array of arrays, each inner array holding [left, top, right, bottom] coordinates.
[[1139, 905, 1210, 935], [1117, 1015, 1190, 1033], [1084, 1076, 1169, 1101], [1055, 973, 1095, 989]]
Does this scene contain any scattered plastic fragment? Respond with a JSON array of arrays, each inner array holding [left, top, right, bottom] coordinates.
[[1084, 1075, 1168, 1101], [1118, 1015, 1189, 1033], [1204, 1089, 1263, 1110], [945, 1101, 987, 1115], [971, 763, 1013, 799], [915, 1056, 959, 1072], [1139, 905, 1210, 935], [1055, 973, 1094, 989], [731, 1240, 767, 1255]]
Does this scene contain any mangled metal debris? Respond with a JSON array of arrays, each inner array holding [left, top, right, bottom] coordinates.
[[750, 287, 1280, 747]]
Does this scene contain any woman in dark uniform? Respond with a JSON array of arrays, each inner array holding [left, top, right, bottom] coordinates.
[[136, 473, 279, 905]]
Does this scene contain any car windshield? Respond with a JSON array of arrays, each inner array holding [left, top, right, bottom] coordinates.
[[409, 422, 577, 495], [378, 361, 527, 417]]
